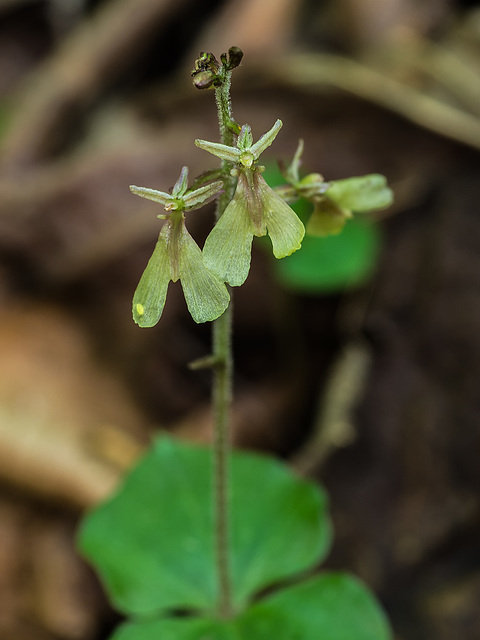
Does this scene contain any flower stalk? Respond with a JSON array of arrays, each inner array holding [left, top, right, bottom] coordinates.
[[211, 291, 233, 618], [210, 55, 238, 620]]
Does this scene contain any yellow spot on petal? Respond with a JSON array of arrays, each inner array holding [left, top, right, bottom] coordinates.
[[136, 303, 144, 316]]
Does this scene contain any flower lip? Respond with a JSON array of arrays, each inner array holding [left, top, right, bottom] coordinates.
[[132, 210, 230, 327], [202, 166, 305, 287]]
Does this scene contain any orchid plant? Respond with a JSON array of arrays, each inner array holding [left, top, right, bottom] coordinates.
[[79, 48, 394, 640]]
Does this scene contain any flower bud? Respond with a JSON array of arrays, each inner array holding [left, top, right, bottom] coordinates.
[[227, 46, 243, 70], [191, 52, 220, 90]]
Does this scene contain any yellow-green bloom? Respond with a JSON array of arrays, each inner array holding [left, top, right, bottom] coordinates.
[[281, 140, 393, 237], [203, 169, 305, 286], [130, 167, 229, 326], [306, 197, 352, 236], [306, 174, 393, 237], [195, 120, 305, 286]]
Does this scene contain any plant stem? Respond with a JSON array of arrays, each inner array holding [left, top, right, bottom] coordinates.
[[212, 297, 233, 618], [212, 69, 236, 619]]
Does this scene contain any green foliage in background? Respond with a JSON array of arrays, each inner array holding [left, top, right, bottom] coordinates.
[[275, 215, 381, 293]]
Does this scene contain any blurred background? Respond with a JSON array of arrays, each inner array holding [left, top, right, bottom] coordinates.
[[0, 0, 480, 638]]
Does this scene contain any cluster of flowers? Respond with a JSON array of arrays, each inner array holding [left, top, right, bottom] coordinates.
[[130, 120, 392, 327], [131, 119, 306, 327]]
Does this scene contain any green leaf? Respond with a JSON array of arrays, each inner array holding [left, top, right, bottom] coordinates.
[[111, 617, 237, 640], [229, 447, 331, 608], [241, 572, 392, 639], [327, 174, 393, 213], [274, 217, 380, 293], [78, 437, 330, 617], [110, 573, 391, 640]]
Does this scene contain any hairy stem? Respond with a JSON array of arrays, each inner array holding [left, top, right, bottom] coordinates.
[[212, 295, 233, 618], [215, 70, 234, 147], [212, 68, 237, 619]]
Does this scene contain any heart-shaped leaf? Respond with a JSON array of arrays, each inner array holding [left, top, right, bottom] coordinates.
[[79, 437, 331, 616], [241, 572, 392, 639], [110, 572, 391, 640]]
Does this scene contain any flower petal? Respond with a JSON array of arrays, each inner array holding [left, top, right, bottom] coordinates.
[[237, 124, 253, 150], [203, 192, 256, 287], [249, 119, 282, 159], [327, 174, 393, 213], [132, 233, 171, 327], [194, 139, 240, 163], [129, 185, 171, 206], [183, 180, 224, 210], [259, 175, 305, 258], [172, 166, 189, 197], [307, 199, 350, 237], [178, 228, 230, 323]]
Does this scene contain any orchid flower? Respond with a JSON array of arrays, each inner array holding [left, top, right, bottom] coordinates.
[[130, 167, 229, 326], [195, 120, 305, 286], [281, 140, 393, 236]]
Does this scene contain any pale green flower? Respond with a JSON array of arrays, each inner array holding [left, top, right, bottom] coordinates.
[[281, 140, 393, 237], [306, 174, 393, 237], [195, 120, 305, 286], [202, 170, 305, 286], [130, 167, 229, 326], [306, 197, 352, 237]]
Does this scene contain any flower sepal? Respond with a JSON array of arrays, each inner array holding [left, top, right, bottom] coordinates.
[[195, 119, 283, 169], [130, 166, 223, 214]]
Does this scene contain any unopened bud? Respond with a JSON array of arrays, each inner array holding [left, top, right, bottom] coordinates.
[[192, 70, 217, 90], [191, 51, 220, 90], [227, 46, 243, 69]]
